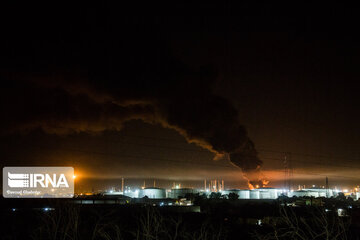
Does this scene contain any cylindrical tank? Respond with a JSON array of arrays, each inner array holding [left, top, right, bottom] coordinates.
[[250, 190, 260, 199], [259, 190, 270, 199], [318, 191, 326, 197], [171, 188, 198, 199], [306, 191, 319, 198], [139, 187, 166, 199], [289, 190, 307, 197], [238, 190, 250, 199], [269, 189, 279, 199]]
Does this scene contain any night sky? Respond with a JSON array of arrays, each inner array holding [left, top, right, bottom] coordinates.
[[1, 2, 359, 191]]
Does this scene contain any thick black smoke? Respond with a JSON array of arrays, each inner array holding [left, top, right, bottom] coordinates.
[[0, 4, 264, 184], [1, 64, 263, 183]]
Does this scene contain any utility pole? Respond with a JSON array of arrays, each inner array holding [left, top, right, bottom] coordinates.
[[284, 152, 293, 191], [121, 177, 124, 193]]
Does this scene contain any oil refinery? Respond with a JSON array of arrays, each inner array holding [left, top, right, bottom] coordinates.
[[101, 179, 360, 201]]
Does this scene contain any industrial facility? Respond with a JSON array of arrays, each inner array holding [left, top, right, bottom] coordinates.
[[101, 177, 360, 200], [104, 185, 359, 200], [138, 187, 166, 199]]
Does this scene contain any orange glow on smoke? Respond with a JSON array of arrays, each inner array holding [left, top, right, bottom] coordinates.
[[262, 179, 269, 186], [247, 179, 270, 190]]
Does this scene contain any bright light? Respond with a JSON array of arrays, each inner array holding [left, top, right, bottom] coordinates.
[[73, 175, 76, 179], [343, 189, 348, 193]]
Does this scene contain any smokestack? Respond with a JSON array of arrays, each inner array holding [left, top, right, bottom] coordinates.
[[222, 179, 224, 191], [121, 177, 124, 193], [153, 179, 156, 187], [204, 179, 207, 191]]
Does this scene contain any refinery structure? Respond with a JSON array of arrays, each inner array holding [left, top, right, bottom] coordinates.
[[104, 187, 360, 200], [101, 178, 360, 201]]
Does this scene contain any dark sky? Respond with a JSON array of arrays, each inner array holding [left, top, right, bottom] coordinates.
[[1, 2, 359, 191]]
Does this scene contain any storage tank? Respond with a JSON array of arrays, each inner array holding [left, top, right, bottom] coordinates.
[[250, 189, 260, 199], [318, 191, 326, 197], [289, 190, 308, 197], [306, 191, 319, 198], [170, 188, 198, 199], [259, 188, 278, 199], [259, 190, 270, 199], [139, 187, 166, 199], [238, 190, 250, 199], [123, 190, 139, 198]]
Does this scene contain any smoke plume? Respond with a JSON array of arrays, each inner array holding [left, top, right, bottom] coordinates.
[[1, 62, 265, 187]]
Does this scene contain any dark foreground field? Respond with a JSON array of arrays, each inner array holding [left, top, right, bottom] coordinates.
[[1, 198, 359, 240]]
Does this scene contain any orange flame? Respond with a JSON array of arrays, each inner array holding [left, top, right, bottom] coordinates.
[[246, 177, 269, 189], [262, 179, 269, 187], [248, 182, 255, 190]]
